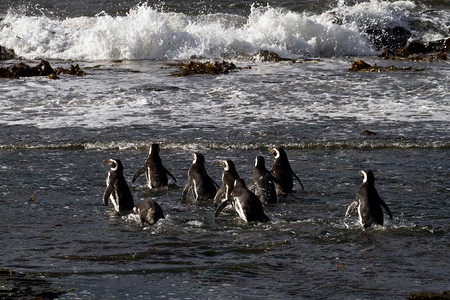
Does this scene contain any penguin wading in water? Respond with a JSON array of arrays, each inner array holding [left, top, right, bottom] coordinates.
[[132, 143, 177, 189], [268, 147, 304, 194], [248, 156, 279, 204], [182, 152, 219, 202], [215, 179, 269, 223], [133, 199, 165, 225], [345, 170, 393, 228], [103, 158, 135, 214], [214, 159, 240, 207]]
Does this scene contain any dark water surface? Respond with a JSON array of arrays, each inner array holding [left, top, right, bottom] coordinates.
[[1, 0, 449, 298]]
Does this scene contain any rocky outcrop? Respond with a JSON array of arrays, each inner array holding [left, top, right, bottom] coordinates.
[[349, 58, 424, 72], [0, 60, 85, 79], [380, 38, 449, 61], [170, 61, 240, 76], [0, 45, 16, 60]]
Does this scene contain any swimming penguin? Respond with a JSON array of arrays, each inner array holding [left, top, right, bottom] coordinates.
[[132, 143, 177, 189], [345, 170, 393, 228], [133, 199, 165, 225], [248, 156, 278, 204], [182, 152, 219, 202], [268, 147, 304, 194], [103, 158, 134, 214], [213, 159, 240, 207], [215, 178, 269, 223]]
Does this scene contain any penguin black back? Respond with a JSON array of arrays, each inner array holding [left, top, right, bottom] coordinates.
[[214, 159, 240, 206], [249, 155, 278, 204], [182, 152, 218, 202], [268, 147, 304, 194], [346, 170, 393, 228], [132, 143, 177, 189], [216, 178, 269, 223], [103, 158, 134, 213], [134, 199, 165, 225]]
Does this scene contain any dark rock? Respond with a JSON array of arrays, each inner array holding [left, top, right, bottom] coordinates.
[[366, 25, 411, 51], [258, 49, 292, 62], [379, 38, 449, 61], [1, 60, 86, 79], [349, 58, 424, 72], [407, 41, 427, 54], [170, 60, 239, 76], [0, 45, 16, 60]]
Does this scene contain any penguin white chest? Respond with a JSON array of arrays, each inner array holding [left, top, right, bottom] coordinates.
[[146, 167, 152, 189], [192, 179, 199, 200], [357, 202, 363, 227]]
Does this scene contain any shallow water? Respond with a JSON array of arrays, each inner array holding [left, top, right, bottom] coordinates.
[[1, 0, 449, 299]]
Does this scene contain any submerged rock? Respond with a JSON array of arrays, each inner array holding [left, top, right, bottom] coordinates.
[[0, 268, 71, 299], [407, 291, 450, 300]]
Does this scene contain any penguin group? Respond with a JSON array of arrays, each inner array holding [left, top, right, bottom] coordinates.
[[103, 143, 393, 228]]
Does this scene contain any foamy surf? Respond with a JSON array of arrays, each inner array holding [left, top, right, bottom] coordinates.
[[1, 1, 447, 61]]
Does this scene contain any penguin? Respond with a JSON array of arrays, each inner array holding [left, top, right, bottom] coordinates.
[[248, 156, 278, 204], [345, 170, 393, 228], [132, 143, 177, 189], [215, 179, 269, 223], [133, 199, 164, 225], [213, 159, 240, 207], [268, 147, 304, 194], [182, 152, 219, 202], [103, 158, 134, 214]]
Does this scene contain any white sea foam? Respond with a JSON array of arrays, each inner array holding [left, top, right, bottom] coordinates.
[[2, 1, 446, 61]]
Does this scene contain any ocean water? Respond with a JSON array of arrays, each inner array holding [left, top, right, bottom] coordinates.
[[0, 0, 449, 299]]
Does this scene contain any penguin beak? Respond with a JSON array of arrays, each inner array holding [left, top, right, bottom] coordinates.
[[268, 147, 276, 155], [104, 159, 115, 168]]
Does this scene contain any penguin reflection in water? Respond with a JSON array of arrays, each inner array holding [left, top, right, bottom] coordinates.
[[182, 152, 219, 203], [345, 170, 393, 228], [132, 143, 177, 189], [268, 147, 304, 194], [103, 158, 164, 225], [215, 179, 269, 223]]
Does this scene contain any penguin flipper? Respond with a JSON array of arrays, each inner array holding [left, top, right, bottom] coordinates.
[[103, 185, 114, 206], [181, 179, 193, 200], [210, 176, 220, 189], [292, 171, 304, 190], [379, 197, 393, 219], [215, 199, 232, 218], [213, 185, 226, 206], [345, 200, 359, 218], [132, 166, 146, 183], [165, 167, 177, 183]]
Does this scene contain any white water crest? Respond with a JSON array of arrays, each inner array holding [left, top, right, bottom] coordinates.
[[1, 0, 446, 61]]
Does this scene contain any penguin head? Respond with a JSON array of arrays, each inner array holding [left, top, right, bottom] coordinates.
[[268, 147, 286, 159], [360, 170, 375, 184], [192, 152, 205, 165], [218, 159, 235, 171], [255, 156, 265, 168], [104, 159, 123, 173], [149, 143, 160, 156]]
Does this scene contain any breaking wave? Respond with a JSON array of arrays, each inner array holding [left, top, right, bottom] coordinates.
[[1, 1, 448, 60]]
